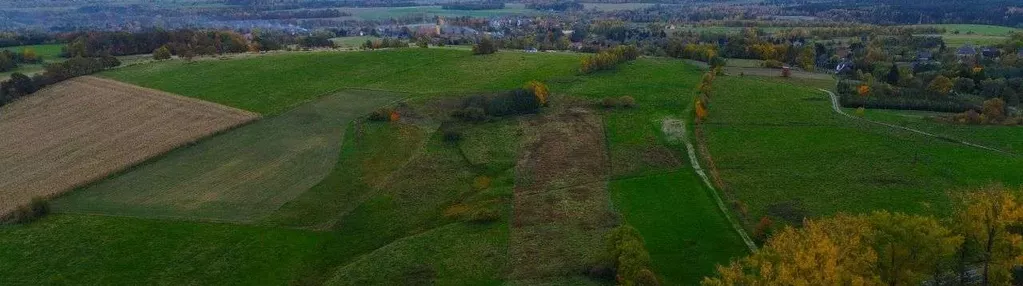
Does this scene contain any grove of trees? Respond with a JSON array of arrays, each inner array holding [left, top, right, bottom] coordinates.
[[580, 45, 639, 74], [0, 55, 120, 107], [703, 185, 1023, 286]]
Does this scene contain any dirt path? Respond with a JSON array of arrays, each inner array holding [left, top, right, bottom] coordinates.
[[820, 89, 1014, 156], [662, 118, 758, 252]]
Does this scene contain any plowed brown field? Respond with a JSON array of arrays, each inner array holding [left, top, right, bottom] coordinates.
[[0, 76, 258, 215]]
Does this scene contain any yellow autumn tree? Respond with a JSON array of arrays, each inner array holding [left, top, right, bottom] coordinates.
[[952, 185, 1023, 286], [928, 75, 954, 96], [525, 80, 549, 106], [867, 211, 962, 286], [694, 98, 708, 122], [21, 48, 37, 63], [703, 214, 880, 286]]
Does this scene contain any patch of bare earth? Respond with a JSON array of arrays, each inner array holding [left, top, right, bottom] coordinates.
[[509, 108, 617, 281], [0, 76, 258, 215]]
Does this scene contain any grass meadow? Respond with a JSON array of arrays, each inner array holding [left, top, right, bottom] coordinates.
[[859, 109, 1023, 154], [10, 48, 1016, 285], [53, 90, 403, 223], [701, 75, 1023, 228], [101, 49, 580, 115], [342, 4, 533, 20], [1, 43, 63, 60]]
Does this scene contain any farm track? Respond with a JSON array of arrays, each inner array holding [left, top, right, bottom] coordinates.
[[820, 89, 1014, 156], [662, 118, 758, 252], [0, 76, 258, 215]]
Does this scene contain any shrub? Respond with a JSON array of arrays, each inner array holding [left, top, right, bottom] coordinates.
[[452, 107, 487, 122], [619, 96, 636, 108], [153, 45, 172, 60], [763, 60, 784, 69], [580, 45, 639, 74], [472, 176, 492, 190], [484, 89, 542, 116], [2, 197, 49, 224], [604, 225, 658, 285], [466, 208, 501, 223], [368, 108, 394, 121], [752, 216, 774, 244], [601, 97, 620, 108], [982, 98, 1007, 123], [524, 80, 549, 106], [440, 122, 463, 142], [472, 37, 497, 55]]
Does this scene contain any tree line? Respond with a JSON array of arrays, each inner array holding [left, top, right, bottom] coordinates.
[[0, 49, 44, 72], [441, 2, 505, 11], [580, 45, 639, 74], [0, 55, 120, 107]]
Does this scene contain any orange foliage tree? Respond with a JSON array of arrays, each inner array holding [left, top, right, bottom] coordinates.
[[525, 80, 549, 106]]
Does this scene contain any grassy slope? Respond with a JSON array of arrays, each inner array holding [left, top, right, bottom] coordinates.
[[860, 109, 1023, 154], [912, 24, 1021, 36], [555, 59, 749, 283], [101, 49, 578, 115], [0, 214, 327, 285], [8, 50, 747, 284], [703, 76, 1023, 225], [53, 90, 403, 223]]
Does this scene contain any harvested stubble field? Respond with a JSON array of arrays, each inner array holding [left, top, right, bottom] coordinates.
[[0, 76, 257, 215]]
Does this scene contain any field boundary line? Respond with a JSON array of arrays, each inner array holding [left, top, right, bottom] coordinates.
[[666, 116, 758, 252], [821, 89, 1014, 156]]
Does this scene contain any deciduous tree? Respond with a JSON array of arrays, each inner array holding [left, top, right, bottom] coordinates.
[[928, 75, 953, 96], [951, 185, 1023, 286]]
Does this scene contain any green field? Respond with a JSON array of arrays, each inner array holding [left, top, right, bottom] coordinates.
[[581, 3, 656, 11], [342, 4, 533, 20], [330, 36, 380, 48], [101, 49, 579, 115], [53, 90, 403, 223], [701, 76, 1023, 227], [911, 24, 1021, 36], [14, 47, 1016, 285], [1, 44, 63, 60], [859, 109, 1023, 153], [908, 24, 1019, 47], [0, 214, 329, 285], [0, 49, 749, 284]]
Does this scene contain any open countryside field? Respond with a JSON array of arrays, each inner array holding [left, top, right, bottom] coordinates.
[[53, 90, 402, 223], [342, 4, 533, 20], [859, 109, 1023, 154], [101, 49, 580, 115], [330, 36, 380, 48], [0, 214, 329, 285], [910, 24, 1021, 36], [0, 76, 257, 215], [907, 24, 1020, 47], [0, 44, 65, 80], [0, 43, 63, 59], [700, 75, 1023, 227], [1, 49, 749, 284]]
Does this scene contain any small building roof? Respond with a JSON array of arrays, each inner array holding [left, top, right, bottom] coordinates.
[[957, 45, 976, 55]]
